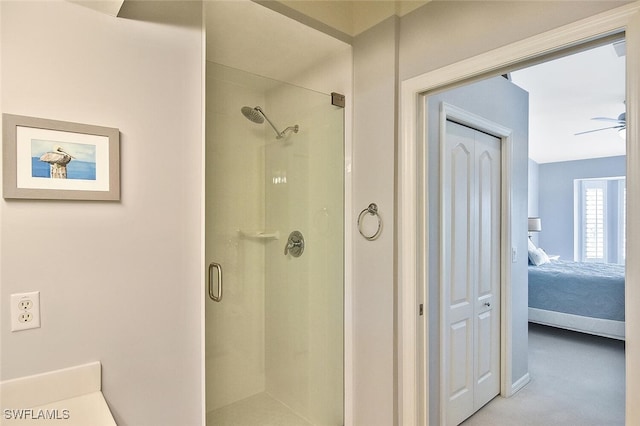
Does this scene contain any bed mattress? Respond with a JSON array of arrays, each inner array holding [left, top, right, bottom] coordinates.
[[528, 260, 625, 321]]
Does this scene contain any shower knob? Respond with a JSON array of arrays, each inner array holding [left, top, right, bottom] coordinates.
[[284, 231, 305, 257]]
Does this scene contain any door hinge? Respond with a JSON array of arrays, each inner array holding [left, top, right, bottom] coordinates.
[[419, 304, 424, 316], [331, 92, 345, 108]]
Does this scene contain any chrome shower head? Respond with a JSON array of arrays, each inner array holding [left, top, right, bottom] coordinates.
[[241, 106, 264, 124], [240, 105, 299, 139]]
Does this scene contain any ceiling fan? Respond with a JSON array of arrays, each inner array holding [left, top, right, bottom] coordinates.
[[575, 112, 626, 136]]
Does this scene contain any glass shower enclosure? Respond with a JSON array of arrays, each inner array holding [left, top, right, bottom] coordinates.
[[205, 62, 344, 425]]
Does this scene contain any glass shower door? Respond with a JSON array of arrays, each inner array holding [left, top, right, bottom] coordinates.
[[205, 62, 344, 426]]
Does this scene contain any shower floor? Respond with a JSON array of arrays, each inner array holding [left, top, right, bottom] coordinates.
[[207, 392, 312, 426]]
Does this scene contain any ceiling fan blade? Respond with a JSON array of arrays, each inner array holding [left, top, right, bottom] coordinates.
[[574, 125, 625, 136], [592, 117, 625, 123]]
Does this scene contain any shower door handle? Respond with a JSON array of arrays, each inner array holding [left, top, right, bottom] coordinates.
[[208, 262, 223, 302]]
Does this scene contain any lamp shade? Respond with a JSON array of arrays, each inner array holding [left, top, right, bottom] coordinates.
[[528, 217, 542, 232]]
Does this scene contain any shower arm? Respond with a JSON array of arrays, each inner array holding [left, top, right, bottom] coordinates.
[[281, 125, 299, 136], [255, 107, 298, 139], [255, 106, 285, 139]]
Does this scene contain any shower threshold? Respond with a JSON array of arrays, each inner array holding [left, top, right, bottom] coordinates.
[[207, 392, 312, 426]]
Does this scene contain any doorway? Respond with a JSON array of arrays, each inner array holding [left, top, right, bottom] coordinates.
[[398, 4, 640, 425], [459, 39, 627, 426], [432, 40, 626, 425], [204, 62, 345, 425]]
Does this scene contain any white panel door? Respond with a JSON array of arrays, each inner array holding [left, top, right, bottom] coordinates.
[[473, 129, 501, 410], [442, 120, 501, 426]]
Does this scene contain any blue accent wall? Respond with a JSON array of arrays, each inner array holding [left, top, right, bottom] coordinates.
[[528, 158, 540, 245], [538, 155, 625, 260]]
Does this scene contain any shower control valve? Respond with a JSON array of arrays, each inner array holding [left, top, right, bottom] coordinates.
[[284, 231, 305, 257]]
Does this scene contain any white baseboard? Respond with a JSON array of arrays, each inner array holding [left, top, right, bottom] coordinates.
[[511, 373, 530, 396]]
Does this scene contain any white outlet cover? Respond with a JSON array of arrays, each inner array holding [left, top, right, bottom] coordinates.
[[11, 291, 41, 331]]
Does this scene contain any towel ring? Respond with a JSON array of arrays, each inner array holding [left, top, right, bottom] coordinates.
[[358, 203, 382, 241]]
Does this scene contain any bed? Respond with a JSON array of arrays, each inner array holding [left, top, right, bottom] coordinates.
[[528, 259, 625, 340]]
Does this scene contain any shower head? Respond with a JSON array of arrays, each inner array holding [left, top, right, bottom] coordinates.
[[241, 106, 265, 124], [240, 105, 299, 139]]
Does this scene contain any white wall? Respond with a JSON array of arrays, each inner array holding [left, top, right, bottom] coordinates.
[[0, 2, 203, 425], [352, 16, 398, 426], [398, 1, 633, 80]]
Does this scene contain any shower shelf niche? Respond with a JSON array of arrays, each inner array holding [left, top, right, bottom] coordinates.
[[238, 230, 280, 240]]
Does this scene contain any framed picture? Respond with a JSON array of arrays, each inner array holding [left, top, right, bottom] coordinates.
[[3, 114, 120, 200]]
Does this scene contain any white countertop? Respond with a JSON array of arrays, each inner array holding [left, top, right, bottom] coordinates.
[[0, 362, 116, 426]]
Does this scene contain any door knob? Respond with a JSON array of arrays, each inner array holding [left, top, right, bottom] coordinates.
[[484, 302, 491, 307]]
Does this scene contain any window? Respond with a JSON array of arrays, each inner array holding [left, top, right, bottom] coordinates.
[[580, 180, 607, 262], [575, 177, 626, 264]]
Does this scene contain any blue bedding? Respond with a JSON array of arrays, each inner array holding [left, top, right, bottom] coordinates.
[[528, 260, 625, 321]]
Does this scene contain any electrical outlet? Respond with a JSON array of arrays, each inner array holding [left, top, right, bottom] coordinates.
[[19, 312, 33, 323], [19, 299, 33, 310], [11, 291, 40, 331]]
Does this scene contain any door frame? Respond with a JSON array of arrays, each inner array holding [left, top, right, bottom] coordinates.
[[438, 104, 515, 425], [398, 2, 640, 425]]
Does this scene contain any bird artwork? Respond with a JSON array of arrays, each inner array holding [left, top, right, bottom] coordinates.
[[39, 145, 75, 179]]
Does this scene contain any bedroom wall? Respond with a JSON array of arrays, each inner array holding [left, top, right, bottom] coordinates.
[[538, 155, 625, 261], [426, 76, 529, 426], [0, 2, 203, 425], [529, 158, 540, 245]]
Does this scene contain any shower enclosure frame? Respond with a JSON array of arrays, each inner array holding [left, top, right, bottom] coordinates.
[[203, 61, 352, 426]]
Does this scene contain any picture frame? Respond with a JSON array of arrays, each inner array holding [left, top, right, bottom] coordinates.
[[2, 114, 120, 200]]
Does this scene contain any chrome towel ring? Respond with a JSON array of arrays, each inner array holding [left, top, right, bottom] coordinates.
[[358, 203, 382, 241]]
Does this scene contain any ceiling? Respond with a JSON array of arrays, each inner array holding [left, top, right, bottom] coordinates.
[[206, 1, 626, 165], [69, 0, 124, 16], [511, 41, 626, 164], [204, 1, 429, 84], [273, 0, 429, 38], [205, 1, 351, 84], [78, 1, 628, 165]]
